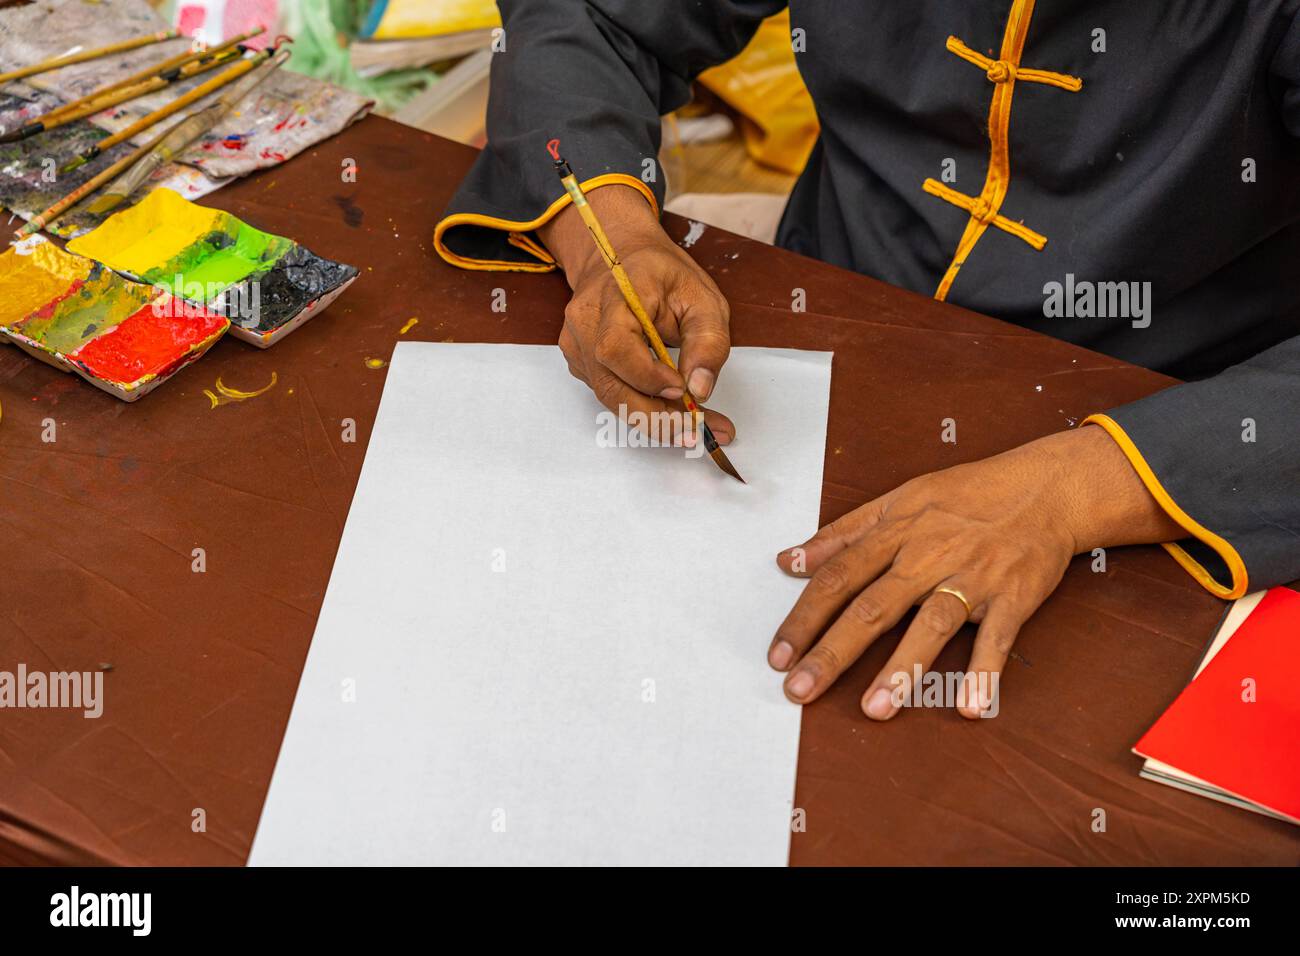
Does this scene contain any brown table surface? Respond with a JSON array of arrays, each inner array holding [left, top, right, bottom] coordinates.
[[1, 117, 1295, 866]]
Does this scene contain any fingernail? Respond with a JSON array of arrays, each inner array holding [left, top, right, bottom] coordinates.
[[769, 641, 794, 670], [659, 386, 683, 400], [711, 426, 732, 445], [682, 430, 697, 449], [866, 688, 896, 720], [786, 670, 815, 700], [687, 368, 715, 401]]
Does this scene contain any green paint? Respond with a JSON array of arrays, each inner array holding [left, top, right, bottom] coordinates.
[[14, 267, 155, 354], [142, 212, 294, 292]]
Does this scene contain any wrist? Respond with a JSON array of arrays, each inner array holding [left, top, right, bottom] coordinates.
[[1031, 425, 1184, 553], [537, 183, 663, 288]]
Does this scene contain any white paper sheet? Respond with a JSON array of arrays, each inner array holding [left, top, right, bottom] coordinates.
[[249, 343, 832, 866]]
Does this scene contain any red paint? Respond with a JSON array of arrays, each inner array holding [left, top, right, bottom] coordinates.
[[71, 298, 228, 386], [260, 148, 288, 162]]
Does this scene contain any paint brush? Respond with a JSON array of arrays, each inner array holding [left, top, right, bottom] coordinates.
[[15, 48, 290, 238], [547, 140, 745, 483], [85, 48, 291, 214], [38, 29, 264, 125], [59, 48, 275, 173], [13, 120, 182, 238], [0, 51, 239, 144], [0, 29, 262, 144], [0, 30, 179, 87]]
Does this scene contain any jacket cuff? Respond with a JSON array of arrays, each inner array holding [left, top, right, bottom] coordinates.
[[434, 173, 658, 273], [1083, 414, 1248, 599]]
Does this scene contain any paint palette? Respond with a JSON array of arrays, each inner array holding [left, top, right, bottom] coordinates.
[[67, 188, 358, 348], [0, 238, 229, 401]]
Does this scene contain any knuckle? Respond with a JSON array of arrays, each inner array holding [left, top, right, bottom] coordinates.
[[692, 328, 731, 352], [592, 324, 625, 366], [809, 561, 851, 597], [844, 594, 885, 628], [563, 298, 597, 327], [917, 601, 961, 637], [990, 630, 1017, 656], [808, 643, 844, 675], [591, 375, 622, 408]]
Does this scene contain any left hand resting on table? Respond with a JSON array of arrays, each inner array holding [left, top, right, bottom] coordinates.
[[769, 424, 1184, 720]]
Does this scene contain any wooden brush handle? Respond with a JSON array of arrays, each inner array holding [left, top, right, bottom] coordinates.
[[559, 173, 707, 421]]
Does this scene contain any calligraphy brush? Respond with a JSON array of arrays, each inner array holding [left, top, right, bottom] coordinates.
[[0, 29, 261, 144], [15, 47, 290, 238], [0, 30, 179, 87], [38, 28, 265, 125], [59, 47, 274, 173], [547, 140, 745, 483]]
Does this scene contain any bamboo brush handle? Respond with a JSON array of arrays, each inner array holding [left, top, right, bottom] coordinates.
[[41, 27, 261, 125], [40, 52, 237, 132], [79, 53, 264, 158], [0, 30, 177, 86], [559, 173, 707, 423]]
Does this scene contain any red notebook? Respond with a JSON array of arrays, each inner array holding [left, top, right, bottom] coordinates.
[[1134, 587, 1300, 825]]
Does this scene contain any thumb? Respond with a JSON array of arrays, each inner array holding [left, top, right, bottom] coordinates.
[[672, 280, 730, 402]]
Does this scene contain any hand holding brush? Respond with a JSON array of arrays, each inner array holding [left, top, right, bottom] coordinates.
[[545, 141, 744, 481]]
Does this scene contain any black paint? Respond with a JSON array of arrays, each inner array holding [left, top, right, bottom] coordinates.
[[216, 245, 358, 334]]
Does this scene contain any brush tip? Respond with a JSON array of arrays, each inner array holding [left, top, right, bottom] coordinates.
[[709, 446, 746, 484]]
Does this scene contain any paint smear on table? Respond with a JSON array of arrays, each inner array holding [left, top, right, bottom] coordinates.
[[0, 238, 229, 400], [67, 188, 359, 348]]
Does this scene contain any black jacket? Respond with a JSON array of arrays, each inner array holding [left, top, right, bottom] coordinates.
[[437, 0, 1300, 599]]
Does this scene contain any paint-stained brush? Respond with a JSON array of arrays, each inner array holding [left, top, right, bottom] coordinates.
[[86, 48, 291, 214], [0, 28, 262, 144], [60, 47, 276, 173], [547, 140, 746, 483], [15, 47, 290, 238], [37, 29, 261, 126], [0, 30, 179, 87]]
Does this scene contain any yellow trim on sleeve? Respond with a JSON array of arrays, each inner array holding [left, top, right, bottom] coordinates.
[[433, 173, 659, 273], [506, 232, 555, 263], [1083, 414, 1249, 600]]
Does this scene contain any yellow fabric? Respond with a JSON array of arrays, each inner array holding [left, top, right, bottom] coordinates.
[[696, 11, 819, 175], [433, 174, 658, 273], [368, 0, 499, 40], [925, 0, 1083, 301], [1084, 415, 1249, 599]]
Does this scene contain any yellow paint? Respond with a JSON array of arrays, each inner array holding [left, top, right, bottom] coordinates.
[[364, 357, 388, 369], [216, 371, 278, 399], [204, 371, 278, 408], [399, 317, 419, 334], [68, 187, 224, 277], [0, 240, 94, 327]]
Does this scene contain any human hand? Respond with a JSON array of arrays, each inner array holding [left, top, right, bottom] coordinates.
[[539, 184, 733, 445], [769, 425, 1183, 719]]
